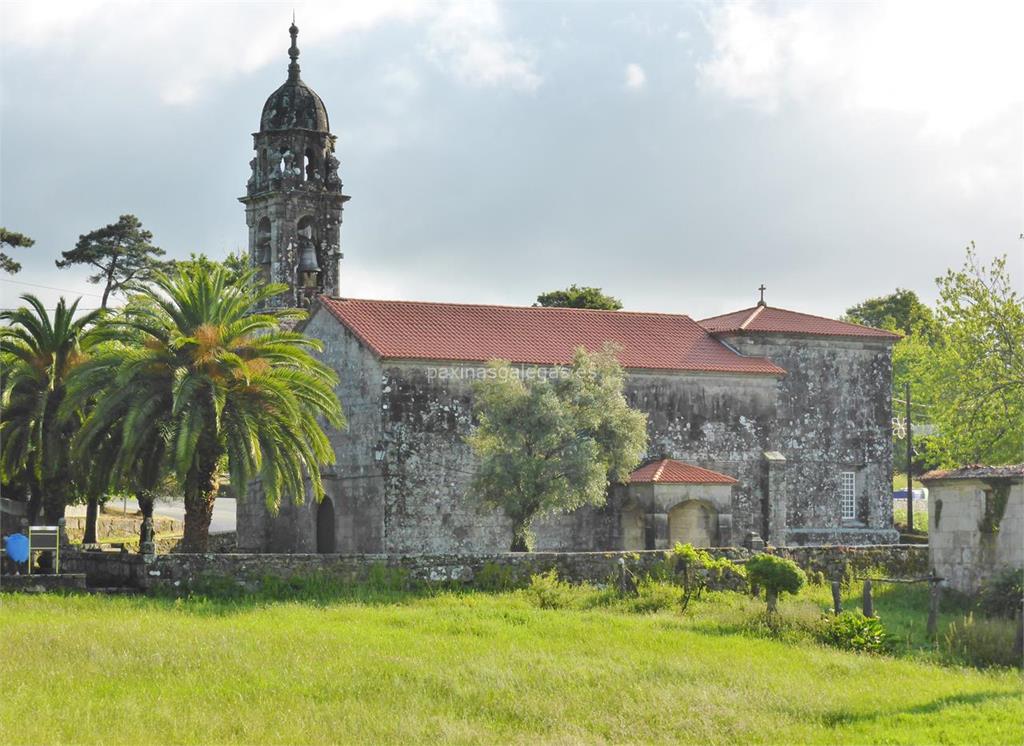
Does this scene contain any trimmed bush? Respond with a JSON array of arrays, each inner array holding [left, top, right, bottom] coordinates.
[[746, 554, 807, 612]]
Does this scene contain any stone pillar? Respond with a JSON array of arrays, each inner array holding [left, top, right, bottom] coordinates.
[[717, 513, 733, 547], [763, 451, 787, 546], [644, 513, 669, 550]]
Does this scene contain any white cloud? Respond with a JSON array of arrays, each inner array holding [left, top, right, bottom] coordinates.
[[625, 63, 646, 90], [698, 1, 1024, 140], [423, 1, 540, 91], [0, 0, 540, 104]]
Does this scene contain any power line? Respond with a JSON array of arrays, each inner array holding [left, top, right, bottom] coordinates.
[[893, 397, 935, 409], [0, 277, 105, 299], [0, 306, 104, 312]]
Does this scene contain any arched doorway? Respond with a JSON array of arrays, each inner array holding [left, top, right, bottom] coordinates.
[[316, 497, 336, 553], [668, 501, 718, 548]]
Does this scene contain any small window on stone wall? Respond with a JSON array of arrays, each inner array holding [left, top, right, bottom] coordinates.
[[840, 471, 856, 520]]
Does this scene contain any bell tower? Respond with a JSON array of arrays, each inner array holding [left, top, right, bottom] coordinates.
[[240, 20, 350, 308]]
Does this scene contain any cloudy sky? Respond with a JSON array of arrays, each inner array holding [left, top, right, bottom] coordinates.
[[1, 0, 1021, 319]]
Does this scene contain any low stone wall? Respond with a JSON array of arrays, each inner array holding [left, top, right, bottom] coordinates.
[[64, 514, 182, 543], [61, 544, 928, 593], [0, 573, 87, 593]]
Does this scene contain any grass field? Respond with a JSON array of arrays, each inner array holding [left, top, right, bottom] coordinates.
[[2, 582, 1021, 745]]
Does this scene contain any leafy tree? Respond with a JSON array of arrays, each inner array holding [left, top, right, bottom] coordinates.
[[844, 288, 937, 338], [746, 554, 806, 613], [0, 295, 101, 524], [845, 288, 936, 478], [535, 285, 623, 310], [67, 264, 345, 551], [0, 228, 34, 275], [55, 214, 168, 309], [468, 346, 648, 551], [65, 315, 172, 549], [172, 250, 252, 287], [915, 245, 1024, 466]]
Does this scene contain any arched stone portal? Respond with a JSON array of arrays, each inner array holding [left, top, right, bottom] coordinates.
[[316, 497, 336, 553], [668, 501, 718, 548]]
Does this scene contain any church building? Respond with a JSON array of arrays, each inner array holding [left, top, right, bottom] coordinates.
[[236, 24, 901, 554]]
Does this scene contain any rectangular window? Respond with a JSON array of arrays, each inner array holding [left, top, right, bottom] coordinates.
[[840, 471, 856, 520]]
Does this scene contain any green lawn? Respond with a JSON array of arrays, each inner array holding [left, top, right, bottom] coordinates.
[[2, 583, 1021, 745]]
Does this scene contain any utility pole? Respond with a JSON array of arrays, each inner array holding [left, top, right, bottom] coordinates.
[[905, 382, 914, 532]]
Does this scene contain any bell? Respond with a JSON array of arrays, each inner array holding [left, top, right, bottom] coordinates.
[[297, 241, 320, 274]]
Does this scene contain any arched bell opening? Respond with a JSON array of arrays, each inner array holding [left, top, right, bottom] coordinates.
[[296, 215, 321, 296], [304, 147, 319, 182]]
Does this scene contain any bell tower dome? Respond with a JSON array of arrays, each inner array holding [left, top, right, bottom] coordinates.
[[240, 20, 350, 308]]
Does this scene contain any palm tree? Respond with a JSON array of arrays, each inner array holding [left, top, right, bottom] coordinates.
[[69, 265, 344, 551], [0, 295, 101, 524]]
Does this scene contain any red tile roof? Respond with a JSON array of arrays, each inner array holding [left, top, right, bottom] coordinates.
[[698, 305, 900, 340], [317, 298, 786, 375], [629, 459, 738, 485]]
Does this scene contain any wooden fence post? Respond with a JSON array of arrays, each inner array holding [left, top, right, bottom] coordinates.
[[862, 579, 874, 618], [831, 581, 843, 615]]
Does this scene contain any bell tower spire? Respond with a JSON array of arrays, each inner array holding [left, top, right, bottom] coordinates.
[[239, 21, 350, 309], [287, 16, 301, 82]]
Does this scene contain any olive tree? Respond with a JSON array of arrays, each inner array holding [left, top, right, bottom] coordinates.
[[468, 345, 648, 551]]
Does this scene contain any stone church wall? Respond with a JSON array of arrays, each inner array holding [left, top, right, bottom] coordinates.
[[375, 363, 783, 553], [238, 308, 388, 553], [718, 333, 897, 544], [238, 317, 897, 554]]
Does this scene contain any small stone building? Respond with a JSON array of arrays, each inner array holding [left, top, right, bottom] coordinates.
[[235, 23, 900, 554], [922, 465, 1024, 594], [618, 459, 739, 549]]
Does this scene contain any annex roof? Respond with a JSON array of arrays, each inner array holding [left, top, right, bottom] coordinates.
[[628, 459, 738, 485], [317, 298, 786, 376], [920, 464, 1024, 482], [698, 305, 900, 340]]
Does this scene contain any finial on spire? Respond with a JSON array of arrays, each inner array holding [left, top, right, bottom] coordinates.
[[757, 283, 767, 307], [287, 16, 301, 80]]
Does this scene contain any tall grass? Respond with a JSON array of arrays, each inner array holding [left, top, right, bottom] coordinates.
[[2, 583, 1020, 745]]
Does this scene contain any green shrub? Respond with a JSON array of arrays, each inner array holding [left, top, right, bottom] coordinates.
[[665, 543, 747, 600], [976, 568, 1023, 619], [746, 554, 806, 612], [740, 605, 826, 643], [943, 613, 1021, 669], [820, 611, 888, 653], [366, 563, 413, 591], [626, 580, 683, 614], [526, 569, 575, 609], [475, 562, 519, 592]]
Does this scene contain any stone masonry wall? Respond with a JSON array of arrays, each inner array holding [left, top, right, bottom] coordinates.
[[62, 545, 927, 593], [239, 317, 897, 554], [719, 333, 897, 543], [238, 310, 387, 553], [927, 479, 1023, 593]]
